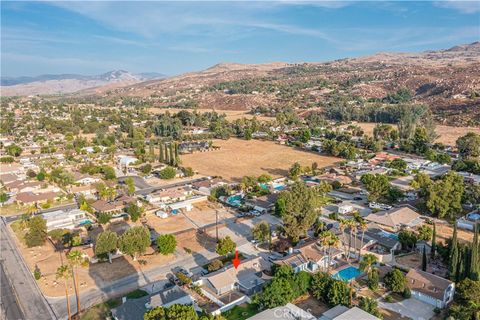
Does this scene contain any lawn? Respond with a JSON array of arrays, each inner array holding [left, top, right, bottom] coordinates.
[[81, 298, 120, 320], [125, 289, 148, 299], [223, 304, 259, 320]]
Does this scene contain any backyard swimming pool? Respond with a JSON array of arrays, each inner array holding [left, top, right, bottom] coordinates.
[[226, 195, 242, 207], [332, 266, 361, 281]]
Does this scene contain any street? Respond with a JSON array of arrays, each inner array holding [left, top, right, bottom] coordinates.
[[0, 262, 24, 320], [0, 218, 57, 320]]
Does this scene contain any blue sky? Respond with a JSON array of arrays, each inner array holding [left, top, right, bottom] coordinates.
[[1, 1, 479, 77]]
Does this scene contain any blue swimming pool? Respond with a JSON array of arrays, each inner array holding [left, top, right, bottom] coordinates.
[[332, 266, 361, 281], [79, 219, 93, 226], [227, 195, 242, 207]]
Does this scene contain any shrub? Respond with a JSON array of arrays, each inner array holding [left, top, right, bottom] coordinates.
[[403, 287, 411, 298], [159, 167, 176, 180], [33, 268, 41, 280], [175, 272, 192, 285], [97, 212, 112, 224], [384, 295, 394, 303], [156, 234, 177, 255], [208, 259, 224, 272]]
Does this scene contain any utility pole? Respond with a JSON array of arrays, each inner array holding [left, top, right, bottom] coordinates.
[[215, 209, 219, 242]]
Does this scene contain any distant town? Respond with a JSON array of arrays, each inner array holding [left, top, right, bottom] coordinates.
[[0, 93, 479, 320]]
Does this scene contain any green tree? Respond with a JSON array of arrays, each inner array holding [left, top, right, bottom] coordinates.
[[412, 127, 429, 154], [97, 212, 111, 224], [398, 230, 417, 251], [67, 250, 89, 316], [275, 182, 329, 243], [358, 297, 383, 319], [359, 254, 378, 276], [56, 265, 72, 320], [5, 144, 22, 157], [326, 280, 351, 306], [361, 173, 391, 202], [124, 177, 136, 196], [368, 268, 379, 290], [118, 226, 151, 260], [216, 236, 236, 256], [470, 224, 479, 280], [126, 202, 144, 222], [255, 277, 294, 308], [252, 221, 271, 247], [426, 171, 464, 220], [449, 223, 460, 281], [422, 245, 427, 271], [0, 192, 9, 204], [417, 225, 433, 241], [25, 216, 47, 247], [144, 304, 198, 320], [431, 223, 437, 259], [159, 166, 176, 180], [156, 234, 177, 255], [288, 162, 302, 180], [384, 269, 407, 293], [389, 158, 407, 171], [456, 132, 480, 158], [95, 231, 118, 260]]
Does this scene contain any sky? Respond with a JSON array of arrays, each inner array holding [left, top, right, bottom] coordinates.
[[1, 1, 479, 77]]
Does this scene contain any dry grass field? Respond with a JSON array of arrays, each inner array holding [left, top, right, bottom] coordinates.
[[147, 107, 274, 122], [344, 122, 480, 146], [181, 138, 340, 181]]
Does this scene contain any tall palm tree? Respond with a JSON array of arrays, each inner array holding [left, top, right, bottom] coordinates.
[[339, 219, 349, 261], [358, 219, 368, 261], [327, 233, 340, 272], [359, 253, 378, 276], [67, 250, 88, 317], [26, 203, 38, 215], [56, 265, 72, 320]]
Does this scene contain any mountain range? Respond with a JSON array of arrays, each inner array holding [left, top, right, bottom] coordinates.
[[0, 70, 165, 96]]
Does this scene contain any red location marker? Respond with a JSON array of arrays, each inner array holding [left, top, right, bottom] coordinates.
[[232, 250, 241, 269]]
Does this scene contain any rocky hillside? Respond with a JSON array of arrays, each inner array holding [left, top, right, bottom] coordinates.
[[1, 70, 165, 96], [102, 42, 480, 125]]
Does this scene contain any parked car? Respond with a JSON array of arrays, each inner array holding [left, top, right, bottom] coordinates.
[[353, 197, 363, 201]]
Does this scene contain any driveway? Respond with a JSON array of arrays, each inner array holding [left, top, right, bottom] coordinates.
[[378, 298, 434, 320]]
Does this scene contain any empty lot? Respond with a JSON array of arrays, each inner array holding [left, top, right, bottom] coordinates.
[[181, 138, 340, 181]]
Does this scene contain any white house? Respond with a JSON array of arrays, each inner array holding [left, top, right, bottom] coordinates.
[[42, 209, 89, 231], [406, 269, 455, 309]]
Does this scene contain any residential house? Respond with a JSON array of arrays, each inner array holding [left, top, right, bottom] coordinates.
[[274, 240, 342, 272], [406, 269, 455, 309], [320, 306, 380, 320], [245, 193, 279, 213], [91, 195, 136, 215], [247, 303, 316, 320], [15, 191, 62, 205], [69, 185, 97, 199], [73, 172, 101, 185], [364, 206, 422, 232], [111, 286, 194, 320], [145, 187, 193, 204], [178, 141, 209, 154], [42, 208, 89, 231], [191, 178, 229, 195], [196, 256, 270, 315]]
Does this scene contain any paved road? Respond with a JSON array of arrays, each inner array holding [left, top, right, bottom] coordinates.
[[0, 262, 24, 320], [0, 218, 57, 320]]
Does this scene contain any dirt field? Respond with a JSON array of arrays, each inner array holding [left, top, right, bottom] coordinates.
[[10, 222, 175, 297], [183, 202, 235, 227], [436, 222, 474, 243], [147, 108, 274, 122], [395, 252, 422, 269], [181, 138, 340, 181], [144, 212, 195, 234], [344, 122, 480, 146]]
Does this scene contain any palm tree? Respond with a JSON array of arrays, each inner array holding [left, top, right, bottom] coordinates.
[[359, 253, 378, 276], [327, 233, 340, 272], [358, 219, 368, 261], [56, 265, 72, 320], [345, 220, 355, 262], [25, 203, 38, 215], [67, 250, 88, 317], [339, 219, 349, 261]]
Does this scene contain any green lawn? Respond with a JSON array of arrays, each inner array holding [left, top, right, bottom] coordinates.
[[81, 299, 120, 320], [223, 304, 259, 320], [126, 289, 148, 299], [81, 289, 147, 320]]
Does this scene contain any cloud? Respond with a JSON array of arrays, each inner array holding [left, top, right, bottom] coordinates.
[[434, 0, 480, 13]]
